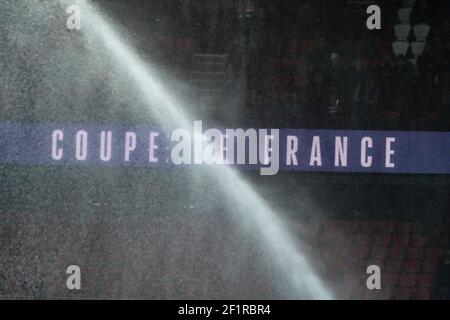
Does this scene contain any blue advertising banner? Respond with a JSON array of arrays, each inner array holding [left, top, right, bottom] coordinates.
[[0, 122, 449, 175]]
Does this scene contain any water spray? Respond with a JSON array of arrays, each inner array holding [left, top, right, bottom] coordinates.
[[61, 0, 333, 299]]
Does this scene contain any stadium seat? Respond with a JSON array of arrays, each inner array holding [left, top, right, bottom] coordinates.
[[424, 248, 443, 261], [398, 8, 412, 25], [406, 247, 424, 260], [263, 58, 277, 75], [422, 259, 439, 274], [368, 288, 392, 300], [418, 274, 435, 288], [376, 221, 396, 234], [351, 287, 370, 300], [321, 230, 336, 245], [342, 272, 359, 287], [323, 220, 338, 234], [300, 40, 317, 54], [335, 246, 351, 260], [374, 233, 391, 246], [376, 41, 392, 56], [352, 242, 369, 261], [394, 287, 414, 300], [386, 260, 403, 273], [397, 222, 412, 234], [394, 25, 411, 41], [337, 220, 358, 233], [360, 221, 377, 234], [338, 286, 354, 300], [384, 111, 401, 120], [355, 232, 373, 247], [413, 24, 430, 41], [294, 75, 308, 89], [279, 59, 295, 74], [371, 246, 387, 259], [387, 247, 406, 260], [392, 233, 410, 247], [383, 273, 399, 288], [412, 222, 424, 233], [399, 274, 417, 287], [415, 288, 432, 300], [278, 75, 292, 89], [411, 234, 426, 247], [348, 258, 364, 274], [438, 233, 449, 246], [161, 36, 174, 49], [404, 260, 421, 274], [285, 39, 299, 55], [336, 234, 354, 248]]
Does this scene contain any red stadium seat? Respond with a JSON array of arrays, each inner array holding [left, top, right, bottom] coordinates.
[[370, 246, 387, 259], [367, 288, 392, 300], [342, 272, 359, 283], [360, 221, 377, 234], [396, 222, 412, 234], [333, 259, 348, 274], [337, 233, 354, 248], [392, 233, 410, 247], [404, 260, 421, 274], [406, 248, 424, 261], [386, 260, 402, 273], [399, 274, 417, 287], [323, 220, 337, 234], [382, 273, 399, 288], [376, 221, 396, 234], [412, 222, 424, 233], [349, 256, 367, 274], [161, 36, 174, 49], [352, 243, 369, 261], [335, 246, 351, 260], [415, 288, 432, 300], [351, 287, 370, 300], [394, 287, 413, 300], [340, 221, 359, 233], [278, 75, 292, 90], [387, 247, 406, 260], [422, 259, 439, 274], [279, 59, 295, 73], [300, 40, 317, 54], [384, 111, 401, 120], [285, 39, 299, 55], [294, 75, 308, 89], [418, 274, 435, 288], [263, 58, 277, 75], [411, 234, 426, 247], [376, 41, 392, 56], [337, 286, 354, 300], [424, 248, 443, 261], [321, 230, 336, 245], [374, 233, 391, 246], [354, 233, 373, 247], [438, 233, 449, 246]]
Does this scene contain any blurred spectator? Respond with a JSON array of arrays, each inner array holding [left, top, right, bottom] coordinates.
[[390, 56, 414, 121], [305, 73, 329, 127], [328, 53, 350, 100], [352, 73, 380, 128], [378, 53, 396, 115]]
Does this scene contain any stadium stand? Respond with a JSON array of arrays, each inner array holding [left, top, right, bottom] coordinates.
[[304, 219, 449, 299]]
